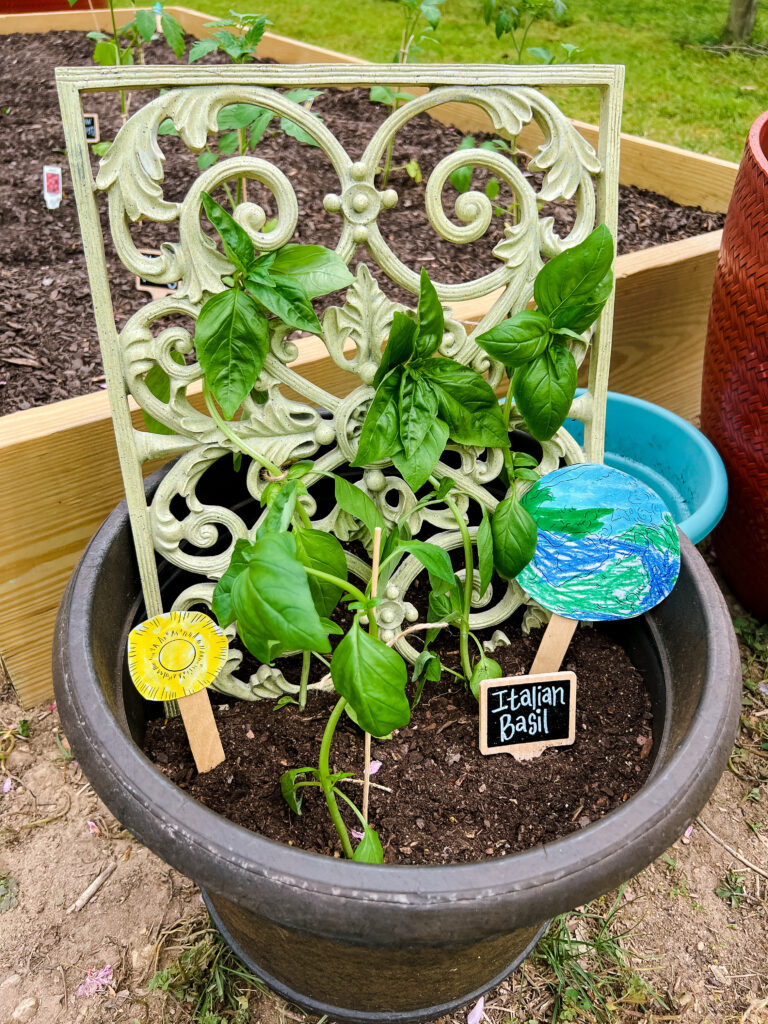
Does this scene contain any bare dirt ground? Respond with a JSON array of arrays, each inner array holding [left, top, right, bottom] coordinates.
[[1, 597, 766, 1024]]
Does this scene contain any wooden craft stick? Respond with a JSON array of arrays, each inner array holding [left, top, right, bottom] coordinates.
[[530, 614, 579, 675], [177, 689, 225, 773]]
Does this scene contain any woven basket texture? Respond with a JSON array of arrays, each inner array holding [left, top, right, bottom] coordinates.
[[701, 111, 768, 618]]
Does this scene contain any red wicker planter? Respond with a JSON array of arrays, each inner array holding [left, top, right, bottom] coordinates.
[[701, 110, 768, 619], [4, 0, 106, 10]]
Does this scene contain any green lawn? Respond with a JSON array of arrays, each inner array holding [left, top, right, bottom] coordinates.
[[179, 0, 768, 162]]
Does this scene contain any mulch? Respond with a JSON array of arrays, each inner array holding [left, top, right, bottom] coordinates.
[[0, 30, 725, 415], [145, 599, 654, 865]]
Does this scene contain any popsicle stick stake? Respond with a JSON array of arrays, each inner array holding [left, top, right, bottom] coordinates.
[[177, 689, 225, 773], [363, 526, 382, 823], [530, 615, 579, 675], [127, 611, 228, 774]]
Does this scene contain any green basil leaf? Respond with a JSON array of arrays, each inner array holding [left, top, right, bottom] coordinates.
[[330, 619, 410, 736], [160, 11, 186, 58], [93, 39, 120, 65], [257, 480, 298, 537], [391, 417, 449, 492], [333, 476, 386, 538], [274, 694, 299, 710], [217, 102, 269, 130], [217, 131, 240, 155], [513, 339, 577, 442], [398, 368, 438, 458], [414, 267, 444, 359], [286, 459, 314, 479], [491, 496, 538, 579], [395, 540, 456, 586], [245, 271, 322, 336], [188, 37, 218, 62], [469, 654, 502, 701], [197, 151, 217, 171], [352, 366, 404, 466], [373, 312, 417, 389], [134, 8, 156, 41], [268, 244, 354, 299], [449, 163, 473, 194], [352, 822, 384, 863], [320, 617, 344, 636], [201, 191, 255, 273], [194, 289, 268, 419], [280, 767, 315, 814], [212, 537, 260, 627], [533, 224, 614, 334], [476, 309, 551, 370], [238, 625, 285, 664], [413, 649, 441, 684], [418, 358, 508, 448], [280, 116, 321, 147], [293, 526, 348, 617], [477, 509, 494, 597], [141, 349, 185, 434], [232, 532, 331, 654]]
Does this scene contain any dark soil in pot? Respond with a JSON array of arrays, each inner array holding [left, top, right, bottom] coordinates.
[[144, 621, 654, 864], [1, 29, 725, 414]]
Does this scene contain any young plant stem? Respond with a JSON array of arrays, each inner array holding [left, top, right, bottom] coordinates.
[[442, 491, 474, 680], [203, 382, 282, 477], [298, 650, 311, 711], [303, 568, 370, 612], [502, 381, 514, 428], [318, 696, 354, 858], [362, 527, 383, 823]]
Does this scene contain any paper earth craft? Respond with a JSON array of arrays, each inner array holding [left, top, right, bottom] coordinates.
[[128, 610, 229, 773], [518, 462, 681, 622]]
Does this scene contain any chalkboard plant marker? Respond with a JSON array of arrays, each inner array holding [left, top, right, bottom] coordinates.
[[127, 610, 228, 773], [83, 113, 100, 144], [478, 672, 577, 759]]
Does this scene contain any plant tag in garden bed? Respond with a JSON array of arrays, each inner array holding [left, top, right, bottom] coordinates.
[[519, 463, 681, 676], [135, 249, 180, 300], [128, 611, 228, 773], [83, 113, 100, 144], [478, 672, 576, 759], [42, 164, 62, 210]]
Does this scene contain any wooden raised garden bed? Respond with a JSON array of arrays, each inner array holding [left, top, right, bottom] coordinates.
[[0, 5, 738, 707]]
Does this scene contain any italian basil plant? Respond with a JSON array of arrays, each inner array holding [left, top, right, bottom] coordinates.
[[163, 194, 613, 861]]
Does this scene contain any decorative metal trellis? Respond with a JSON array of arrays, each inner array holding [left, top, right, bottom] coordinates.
[[57, 63, 624, 701]]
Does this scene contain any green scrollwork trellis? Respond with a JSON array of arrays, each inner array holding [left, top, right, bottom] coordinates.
[[57, 63, 624, 700]]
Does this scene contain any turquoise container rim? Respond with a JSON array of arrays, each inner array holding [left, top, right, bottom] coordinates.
[[562, 390, 728, 544]]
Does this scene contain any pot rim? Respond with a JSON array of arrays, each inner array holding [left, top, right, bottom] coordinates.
[[54, 490, 741, 937]]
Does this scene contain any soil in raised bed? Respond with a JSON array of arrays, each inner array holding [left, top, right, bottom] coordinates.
[[1, 30, 725, 415], [144, 611, 654, 865]]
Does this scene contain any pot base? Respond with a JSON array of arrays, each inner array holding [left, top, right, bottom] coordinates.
[[203, 889, 548, 1024]]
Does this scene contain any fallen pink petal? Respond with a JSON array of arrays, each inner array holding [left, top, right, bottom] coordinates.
[[759, 682, 768, 696], [369, 760, 382, 775], [351, 829, 365, 840], [467, 995, 484, 1024], [76, 965, 113, 998], [87, 821, 100, 835], [2, 778, 12, 794]]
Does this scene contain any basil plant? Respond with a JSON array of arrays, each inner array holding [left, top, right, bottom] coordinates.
[[159, 196, 613, 862]]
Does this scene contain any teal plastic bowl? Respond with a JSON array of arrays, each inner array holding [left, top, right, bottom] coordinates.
[[563, 391, 728, 544]]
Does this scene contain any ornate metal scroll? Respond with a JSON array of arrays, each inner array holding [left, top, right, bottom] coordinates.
[[57, 63, 624, 699]]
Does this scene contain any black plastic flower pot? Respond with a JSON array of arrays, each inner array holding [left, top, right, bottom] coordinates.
[[53, 468, 741, 1024]]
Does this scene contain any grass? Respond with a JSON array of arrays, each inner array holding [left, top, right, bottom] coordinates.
[[172, 0, 768, 161]]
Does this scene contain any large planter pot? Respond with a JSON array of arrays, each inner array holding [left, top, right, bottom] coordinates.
[[701, 109, 768, 619], [53, 469, 741, 1024]]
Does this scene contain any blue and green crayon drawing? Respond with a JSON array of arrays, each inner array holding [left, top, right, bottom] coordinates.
[[517, 463, 680, 621]]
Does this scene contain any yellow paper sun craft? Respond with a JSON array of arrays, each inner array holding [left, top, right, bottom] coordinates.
[[127, 610, 229, 702]]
